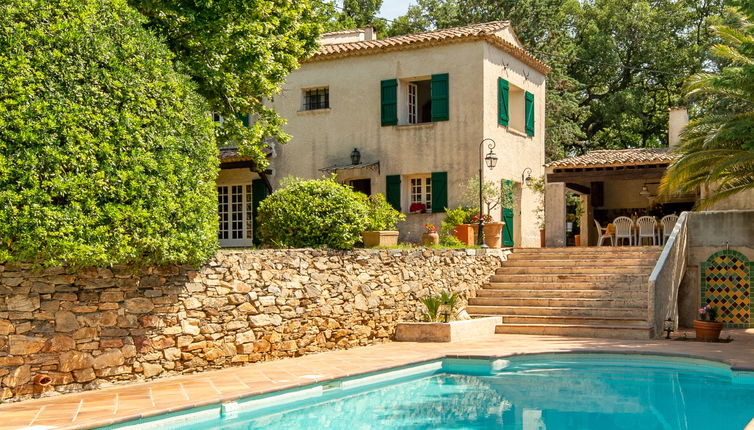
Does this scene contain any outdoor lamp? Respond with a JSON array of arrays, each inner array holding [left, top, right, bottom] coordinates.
[[351, 148, 361, 165], [485, 149, 498, 169], [521, 167, 532, 187], [640, 184, 651, 197], [478, 138, 497, 249]]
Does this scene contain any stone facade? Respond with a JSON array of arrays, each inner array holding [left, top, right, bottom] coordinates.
[[0, 248, 502, 401]]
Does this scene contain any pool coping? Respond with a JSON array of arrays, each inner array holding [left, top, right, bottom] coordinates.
[[4, 330, 754, 430]]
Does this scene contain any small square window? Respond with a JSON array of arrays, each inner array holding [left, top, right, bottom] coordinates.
[[303, 87, 329, 110]]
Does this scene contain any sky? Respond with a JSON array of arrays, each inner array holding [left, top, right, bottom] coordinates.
[[380, 0, 413, 20]]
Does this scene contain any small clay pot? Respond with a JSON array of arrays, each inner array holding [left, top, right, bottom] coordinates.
[[693, 320, 723, 341], [421, 232, 440, 246]]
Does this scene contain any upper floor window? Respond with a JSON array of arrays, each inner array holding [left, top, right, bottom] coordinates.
[[303, 87, 329, 111], [498, 78, 535, 137], [407, 79, 432, 124]]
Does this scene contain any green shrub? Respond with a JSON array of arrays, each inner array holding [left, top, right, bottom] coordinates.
[[364, 194, 406, 231], [0, 0, 218, 267], [440, 205, 477, 241], [257, 176, 369, 249]]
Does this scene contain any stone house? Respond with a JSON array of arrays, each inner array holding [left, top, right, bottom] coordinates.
[[217, 21, 550, 246]]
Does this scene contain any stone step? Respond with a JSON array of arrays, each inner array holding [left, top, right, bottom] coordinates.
[[465, 305, 646, 318], [476, 289, 647, 299], [501, 258, 658, 267], [495, 266, 652, 275], [489, 274, 649, 283], [511, 246, 661, 254], [494, 323, 652, 340], [507, 252, 661, 261], [484, 281, 647, 291], [500, 315, 648, 326], [468, 297, 648, 308]]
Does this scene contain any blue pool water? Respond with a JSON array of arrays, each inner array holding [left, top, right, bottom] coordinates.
[[109, 354, 754, 430]]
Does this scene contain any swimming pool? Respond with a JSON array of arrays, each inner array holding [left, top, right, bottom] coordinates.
[[103, 354, 754, 430]]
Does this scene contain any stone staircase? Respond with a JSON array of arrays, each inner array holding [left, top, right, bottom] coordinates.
[[467, 247, 662, 339]]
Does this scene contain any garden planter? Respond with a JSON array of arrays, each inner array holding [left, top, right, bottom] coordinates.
[[361, 231, 399, 248], [471, 224, 480, 245], [693, 320, 723, 341], [394, 317, 502, 342], [540, 229, 546, 247], [454, 224, 474, 247], [483, 222, 504, 248], [421, 232, 440, 246], [574, 234, 581, 247]]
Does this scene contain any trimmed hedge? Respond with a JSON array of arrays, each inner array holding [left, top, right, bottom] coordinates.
[[0, 0, 218, 266], [257, 177, 371, 249]]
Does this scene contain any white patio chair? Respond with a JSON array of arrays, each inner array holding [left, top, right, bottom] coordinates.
[[612, 216, 634, 246], [594, 219, 613, 246], [660, 214, 679, 245], [636, 216, 658, 246]]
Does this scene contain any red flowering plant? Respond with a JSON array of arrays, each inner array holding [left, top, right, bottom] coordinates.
[[424, 223, 439, 233], [471, 214, 493, 223], [409, 203, 427, 213]]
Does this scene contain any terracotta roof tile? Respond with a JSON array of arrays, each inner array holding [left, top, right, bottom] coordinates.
[[546, 148, 676, 169], [308, 21, 550, 75]]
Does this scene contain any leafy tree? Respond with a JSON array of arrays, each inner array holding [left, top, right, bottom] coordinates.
[[257, 176, 370, 249], [319, 0, 388, 34], [129, 0, 323, 169], [0, 0, 218, 266], [660, 8, 754, 207]]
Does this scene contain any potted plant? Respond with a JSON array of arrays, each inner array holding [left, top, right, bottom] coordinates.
[[421, 223, 440, 246], [483, 218, 504, 248], [441, 206, 476, 246], [694, 304, 723, 341], [409, 202, 426, 214], [470, 214, 492, 245], [362, 194, 406, 247]]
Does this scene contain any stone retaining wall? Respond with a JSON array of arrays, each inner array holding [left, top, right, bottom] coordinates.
[[0, 248, 503, 401]]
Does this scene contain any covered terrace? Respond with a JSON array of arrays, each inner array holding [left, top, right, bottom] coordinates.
[[543, 148, 696, 247]]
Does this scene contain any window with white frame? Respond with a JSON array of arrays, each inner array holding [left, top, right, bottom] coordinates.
[[406, 80, 432, 124], [409, 175, 432, 213], [217, 184, 254, 246], [303, 87, 329, 110]]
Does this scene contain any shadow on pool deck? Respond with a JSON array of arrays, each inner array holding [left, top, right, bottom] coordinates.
[[2, 329, 754, 430]]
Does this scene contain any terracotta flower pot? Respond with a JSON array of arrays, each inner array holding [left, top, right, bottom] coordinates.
[[574, 234, 581, 247], [693, 320, 723, 341], [470, 224, 480, 245], [540, 229, 546, 247], [362, 231, 399, 248], [483, 222, 504, 248], [454, 224, 474, 247], [421, 232, 440, 246]]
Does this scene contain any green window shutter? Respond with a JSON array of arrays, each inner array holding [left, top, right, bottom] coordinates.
[[498, 78, 509, 126], [236, 113, 250, 127], [251, 179, 269, 245], [431, 171, 448, 213], [525, 91, 535, 136], [381, 79, 398, 126], [386, 175, 401, 211], [431, 73, 449, 122]]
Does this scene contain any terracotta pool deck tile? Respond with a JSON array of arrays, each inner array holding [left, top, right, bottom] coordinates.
[[3, 330, 754, 429]]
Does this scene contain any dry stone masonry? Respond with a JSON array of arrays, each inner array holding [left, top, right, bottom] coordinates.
[[0, 248, 502, 401]]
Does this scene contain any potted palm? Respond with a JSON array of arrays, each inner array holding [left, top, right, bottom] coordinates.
[[362, 194, 406, 247], [694, 304, 723, 341]]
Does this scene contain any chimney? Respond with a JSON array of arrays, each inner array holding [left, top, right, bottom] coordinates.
[[668, 107, 689, 148], [363, 25, 377, 41]]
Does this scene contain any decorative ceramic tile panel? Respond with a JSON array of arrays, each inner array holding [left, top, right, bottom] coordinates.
[[700, 250, 751, 328]]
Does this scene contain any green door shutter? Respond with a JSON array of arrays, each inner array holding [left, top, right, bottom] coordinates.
[[502, 180, 514, 247], [386, 175, 401, 211], [498, 78, 509, 126], [431, 171, 448, 213], [525, 91, 535, 136], [251, 179, 269, 245], [381, 79, 398, 126], [431, 73, 449, 122]]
